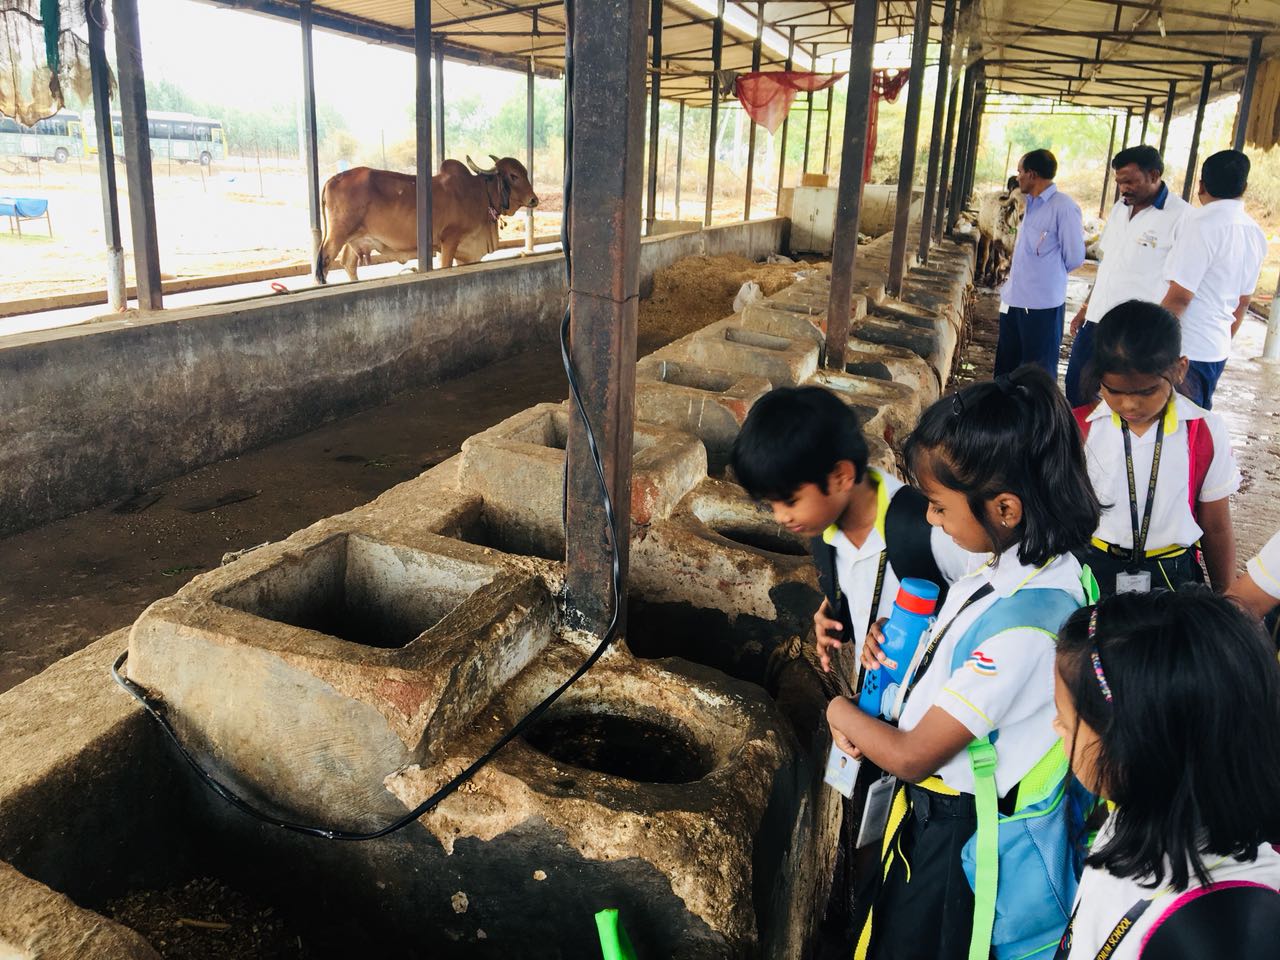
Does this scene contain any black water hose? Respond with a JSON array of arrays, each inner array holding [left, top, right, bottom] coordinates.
[[111, 0, 623, 842]]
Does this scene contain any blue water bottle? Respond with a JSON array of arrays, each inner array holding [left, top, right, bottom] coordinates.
[[857, 578, 940, 721]]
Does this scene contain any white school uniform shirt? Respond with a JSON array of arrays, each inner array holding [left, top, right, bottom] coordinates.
[[898, 548, 1086, 797], [1082, 393, 1240, 552], [1084, 185, 1190, 324], [1066, 820, 1280, 960], [1246, 529, 1280, 601], [1163, 198, 1267, 362], [828, 468, 979, 644]]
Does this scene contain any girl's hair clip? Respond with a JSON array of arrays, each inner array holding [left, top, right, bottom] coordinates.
[[951, 393, 965, 418], [1087, 607, 1114, 703]]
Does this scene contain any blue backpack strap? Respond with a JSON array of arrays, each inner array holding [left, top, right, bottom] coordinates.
[[948, 588, 1081, 675]]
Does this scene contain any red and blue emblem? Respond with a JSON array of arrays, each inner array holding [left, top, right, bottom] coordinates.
[[965, 651, 997, 676]]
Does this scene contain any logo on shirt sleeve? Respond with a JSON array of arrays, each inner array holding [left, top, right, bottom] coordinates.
[[966, 651, 998, 677]]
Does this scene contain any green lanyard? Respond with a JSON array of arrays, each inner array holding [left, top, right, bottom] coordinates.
[[1120, 406, 1166, 563]]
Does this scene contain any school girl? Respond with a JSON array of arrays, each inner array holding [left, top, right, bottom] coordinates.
[[827, 364, 1101, 960], [1073, 300, 1240, 596], [1053, 589, 1280, 958]]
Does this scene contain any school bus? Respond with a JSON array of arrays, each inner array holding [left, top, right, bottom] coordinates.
[[0, 110, 87, 163]]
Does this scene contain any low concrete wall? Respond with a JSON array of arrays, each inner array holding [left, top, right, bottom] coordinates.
[[0, 218, 785, 537]]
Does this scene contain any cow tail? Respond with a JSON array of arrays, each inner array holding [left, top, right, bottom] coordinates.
[[314, 180, 329, 284]]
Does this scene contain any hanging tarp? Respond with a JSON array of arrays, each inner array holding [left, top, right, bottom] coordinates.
[[1245, 57, 1280, 151], [734, 71, 847, 134], [0, 0, 94, 127], [865, 69, 910, 180]]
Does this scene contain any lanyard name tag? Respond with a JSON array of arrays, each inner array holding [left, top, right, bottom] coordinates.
[[1115, 570, 1152, 594], [823, 743, 861, 799], [856, 773, 898, 848]]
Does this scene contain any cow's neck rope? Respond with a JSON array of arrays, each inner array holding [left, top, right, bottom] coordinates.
[[481, 172, 509, 221], [109, 0, 619, 845]]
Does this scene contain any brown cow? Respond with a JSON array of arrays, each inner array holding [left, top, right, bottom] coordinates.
[[315, 154, 537, 283]]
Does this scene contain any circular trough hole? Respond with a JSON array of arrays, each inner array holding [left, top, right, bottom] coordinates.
[[523, 709, 713, 784], [714, 524, 809, 557]]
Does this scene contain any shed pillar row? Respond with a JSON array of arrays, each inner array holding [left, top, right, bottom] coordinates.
[[414, 0, 434, 271], [111, 0, 162, 309], [86, 0, 125, 311], [823, 0, 879, 371], [920, 0, 958, 264], [887, 0, 933, 298], [563, 0, 647, 635]]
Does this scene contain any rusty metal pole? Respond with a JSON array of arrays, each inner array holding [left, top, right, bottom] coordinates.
[[1182, 64, 1212, 202], [743, 2, 763, 220], [703, 0, 725, 227], [1234, 35, 1262, 151], [86, 0, 124, 310], [801, 45, 818, 177], [1099, 113, 1117, 218], [919, 0, 956, 264], [434, 44, 446, 169], [414, 0, 434, 271], [300, 0, 322, 268], [111, 0, 162, 309], [644, 0, 662, 233], [1159, 80, 1176, 158], [674, 100, 685, 218], [825, 0, 878, 370], [564, 0, 647, 634], [934, 12, 966, 243], [1139, 95, 1152, 144], [775, 27, 795, 213], [961, 71, 985, 207], [887, 0, 932, 297]]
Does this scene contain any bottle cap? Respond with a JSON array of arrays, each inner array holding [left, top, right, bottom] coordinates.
[[895, 578, 940, 616]]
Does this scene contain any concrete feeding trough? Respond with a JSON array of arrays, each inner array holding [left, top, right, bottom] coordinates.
[[685, 322, 820, 387]]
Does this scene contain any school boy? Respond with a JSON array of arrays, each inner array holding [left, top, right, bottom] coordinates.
[[730, 386, 976, 681]]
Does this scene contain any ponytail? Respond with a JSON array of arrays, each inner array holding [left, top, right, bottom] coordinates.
[[904, 364, 1100, 565]]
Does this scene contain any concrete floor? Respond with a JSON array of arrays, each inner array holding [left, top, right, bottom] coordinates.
[[4, 268, 1278, 696]]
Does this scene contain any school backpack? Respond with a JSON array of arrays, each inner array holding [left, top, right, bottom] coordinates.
[[810, 484, 948, 642], [951, 583, 1096, 960], [1141, 882, 1280, 958], [1072, 403, 1214, 522]]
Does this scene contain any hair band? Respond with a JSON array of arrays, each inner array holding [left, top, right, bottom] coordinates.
[[1087, 607, 1114, 704]]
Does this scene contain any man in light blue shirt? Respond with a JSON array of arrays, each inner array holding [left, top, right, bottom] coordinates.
[[997, 149, 1086, 379]]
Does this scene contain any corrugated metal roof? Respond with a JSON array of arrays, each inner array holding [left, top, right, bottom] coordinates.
[[201, 1, 1279, 112]]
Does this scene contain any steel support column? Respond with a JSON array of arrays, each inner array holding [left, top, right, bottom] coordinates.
[[948, 66, 977, 230], [743, 2, 764, 219], [1182, 64, 1212, 202], [1139, 95, 1152, 143], [1234, 35, 1262, 151], [1159, 80, 1176, 158], [703, 0, 726, 227], [644, 0, 662, 233], [300, 0, 322, 267], [887, 0, 933, 297], [434, 44, 446, 169], [935, 60, 963, 241], [961, 73, 986, 206], [824, 0, 878, 371], [919, 0, 956, 264], [86, 0, 124, 310], [1113, 108, 1131, 204], [801, 44, 818, 176], [775, 27, 796, 212], [822, 86, 834, 176], [564, 0, 648, 633], [414, 0, 434, 271], [526, 57, 536, 253], [112, 0, 161, 309], [1099, 113, 1117, 217], [675, 100, 685, 218]]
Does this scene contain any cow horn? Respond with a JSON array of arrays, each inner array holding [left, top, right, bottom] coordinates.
[[466, 154, 496, 175], [489, 153, 501, 165]]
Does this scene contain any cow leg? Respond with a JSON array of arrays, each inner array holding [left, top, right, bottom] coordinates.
[[339, 245, 360, 282]]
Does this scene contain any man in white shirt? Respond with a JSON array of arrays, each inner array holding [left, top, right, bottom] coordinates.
[[1161, 149, 1268, 409], [1065, 145, 1191, 406]]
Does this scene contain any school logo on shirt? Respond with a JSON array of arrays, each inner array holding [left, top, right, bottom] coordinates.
[[966, 651, 998, 676]]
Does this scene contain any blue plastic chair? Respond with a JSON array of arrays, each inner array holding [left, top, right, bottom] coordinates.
[[0, 196, 52, 237]]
